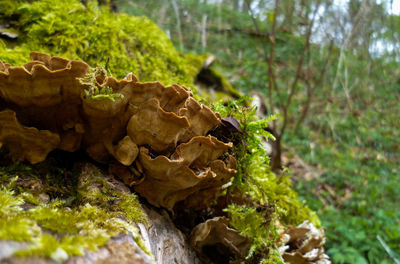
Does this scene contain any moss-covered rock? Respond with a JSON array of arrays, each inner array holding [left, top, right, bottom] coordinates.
[[0, 0, 201, 87], [0, 160, 148, 262]]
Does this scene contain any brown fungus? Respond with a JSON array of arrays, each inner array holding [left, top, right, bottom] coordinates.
[[0, 52, 237, 211], [0, 109, 60, 164], [278, 221, 331, 264], [189, 217, 250, 260], [134, 136, 236, 210], [127, 98, 191, 153]]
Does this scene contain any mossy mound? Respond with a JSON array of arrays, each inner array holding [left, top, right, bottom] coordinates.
[[0, 0, 200, 87], [0, 157, 148, 262]]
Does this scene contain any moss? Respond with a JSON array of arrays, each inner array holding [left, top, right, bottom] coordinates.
[[14, 203, 141, 260], [0, 161, 149, 261], [0, 0, 202, 87], [183, 53, 208, 80], [79, 66, 124, 102], [0, 186, 41, 242], [208, 67, 242, 98], [213, 98, 320, 262], [196, 66, 242, 102], [77, 168, 148, 226]]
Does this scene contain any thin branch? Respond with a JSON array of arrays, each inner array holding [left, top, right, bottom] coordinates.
[[377, 235, 400, 264], [267, 0, 280, 128], [279, 0, 321, 137], [245, 0, 281, 116], [171, 0, 184, 50], [294, 39, 333, 133]]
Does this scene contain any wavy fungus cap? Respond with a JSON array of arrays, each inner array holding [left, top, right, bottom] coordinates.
[[0, 52, 237, 210]]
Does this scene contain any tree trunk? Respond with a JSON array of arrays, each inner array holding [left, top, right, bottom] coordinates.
[[270, 135, 282, 171]]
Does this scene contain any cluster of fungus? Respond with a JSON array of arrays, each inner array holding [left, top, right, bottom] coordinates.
[[278, 221, 331, 264], [190, 217, 250, 260], [0, 52, 237, 211]]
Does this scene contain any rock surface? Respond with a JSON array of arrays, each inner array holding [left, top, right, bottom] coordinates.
[[0, 209, 201, 264], [141, 207, 201, 264]]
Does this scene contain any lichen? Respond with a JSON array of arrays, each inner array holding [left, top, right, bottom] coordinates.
[[0, 160, 149, 261], [0, 0, 203, 87]]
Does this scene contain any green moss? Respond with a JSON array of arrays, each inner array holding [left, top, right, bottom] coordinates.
[[182, 53, 208, 80], [77, 170, 148, 226], [226, 205, 279, 258], [15, 203, 141, 261], [0, 162, 149, 261], [0, 186, 41, 242], [0, 0, 202, 87], [208, 67, 242, 98], [79, 66, 124, 102], [214, 98, 320, 262]]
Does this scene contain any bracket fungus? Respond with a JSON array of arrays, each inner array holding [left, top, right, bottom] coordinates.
[[279, 221, 331, 264], [135, 136, 237, 210], [189, 217, 250, 260], [0, 52, 237, 210], [0, 110, 60, 164]]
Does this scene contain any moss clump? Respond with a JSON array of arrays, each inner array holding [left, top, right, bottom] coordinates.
[[0, 185, 41, 242], [0, 0, 202, 87], [79, 66, 124, 102], [77, 165, 148, 226], [0, 160, 148, 262], [214, 98, 320, 262]]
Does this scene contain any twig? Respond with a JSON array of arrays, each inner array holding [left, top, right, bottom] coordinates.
[[294, 39, 333, 133], [171, 0, 184, 50], [377, 235, 400, 264], [201, 14, 208, 53], [280, 0, 322, 137], [266, 0, 280, 130]]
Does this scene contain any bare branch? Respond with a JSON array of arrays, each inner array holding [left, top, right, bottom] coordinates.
[[171, 0, 184, 50], [294, 40, 334, 133], [279, 0, 322, 137], [267, 0, 280, 131], [245, 0, 281, 115]]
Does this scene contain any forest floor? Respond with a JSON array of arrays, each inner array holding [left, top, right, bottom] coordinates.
[[284, 103, 400, 264]]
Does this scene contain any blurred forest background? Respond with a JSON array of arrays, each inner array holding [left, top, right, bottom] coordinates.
[[113, 0, 400, 263]]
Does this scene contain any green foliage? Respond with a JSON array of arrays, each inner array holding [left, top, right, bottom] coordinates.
[[79, 66, 124, 102], [0, 161, 149, 261], [288, 76, 400, 263], [0, 0, 202, 87]]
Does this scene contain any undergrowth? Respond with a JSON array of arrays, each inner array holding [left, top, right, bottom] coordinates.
[[287, 82, 400, 263]]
